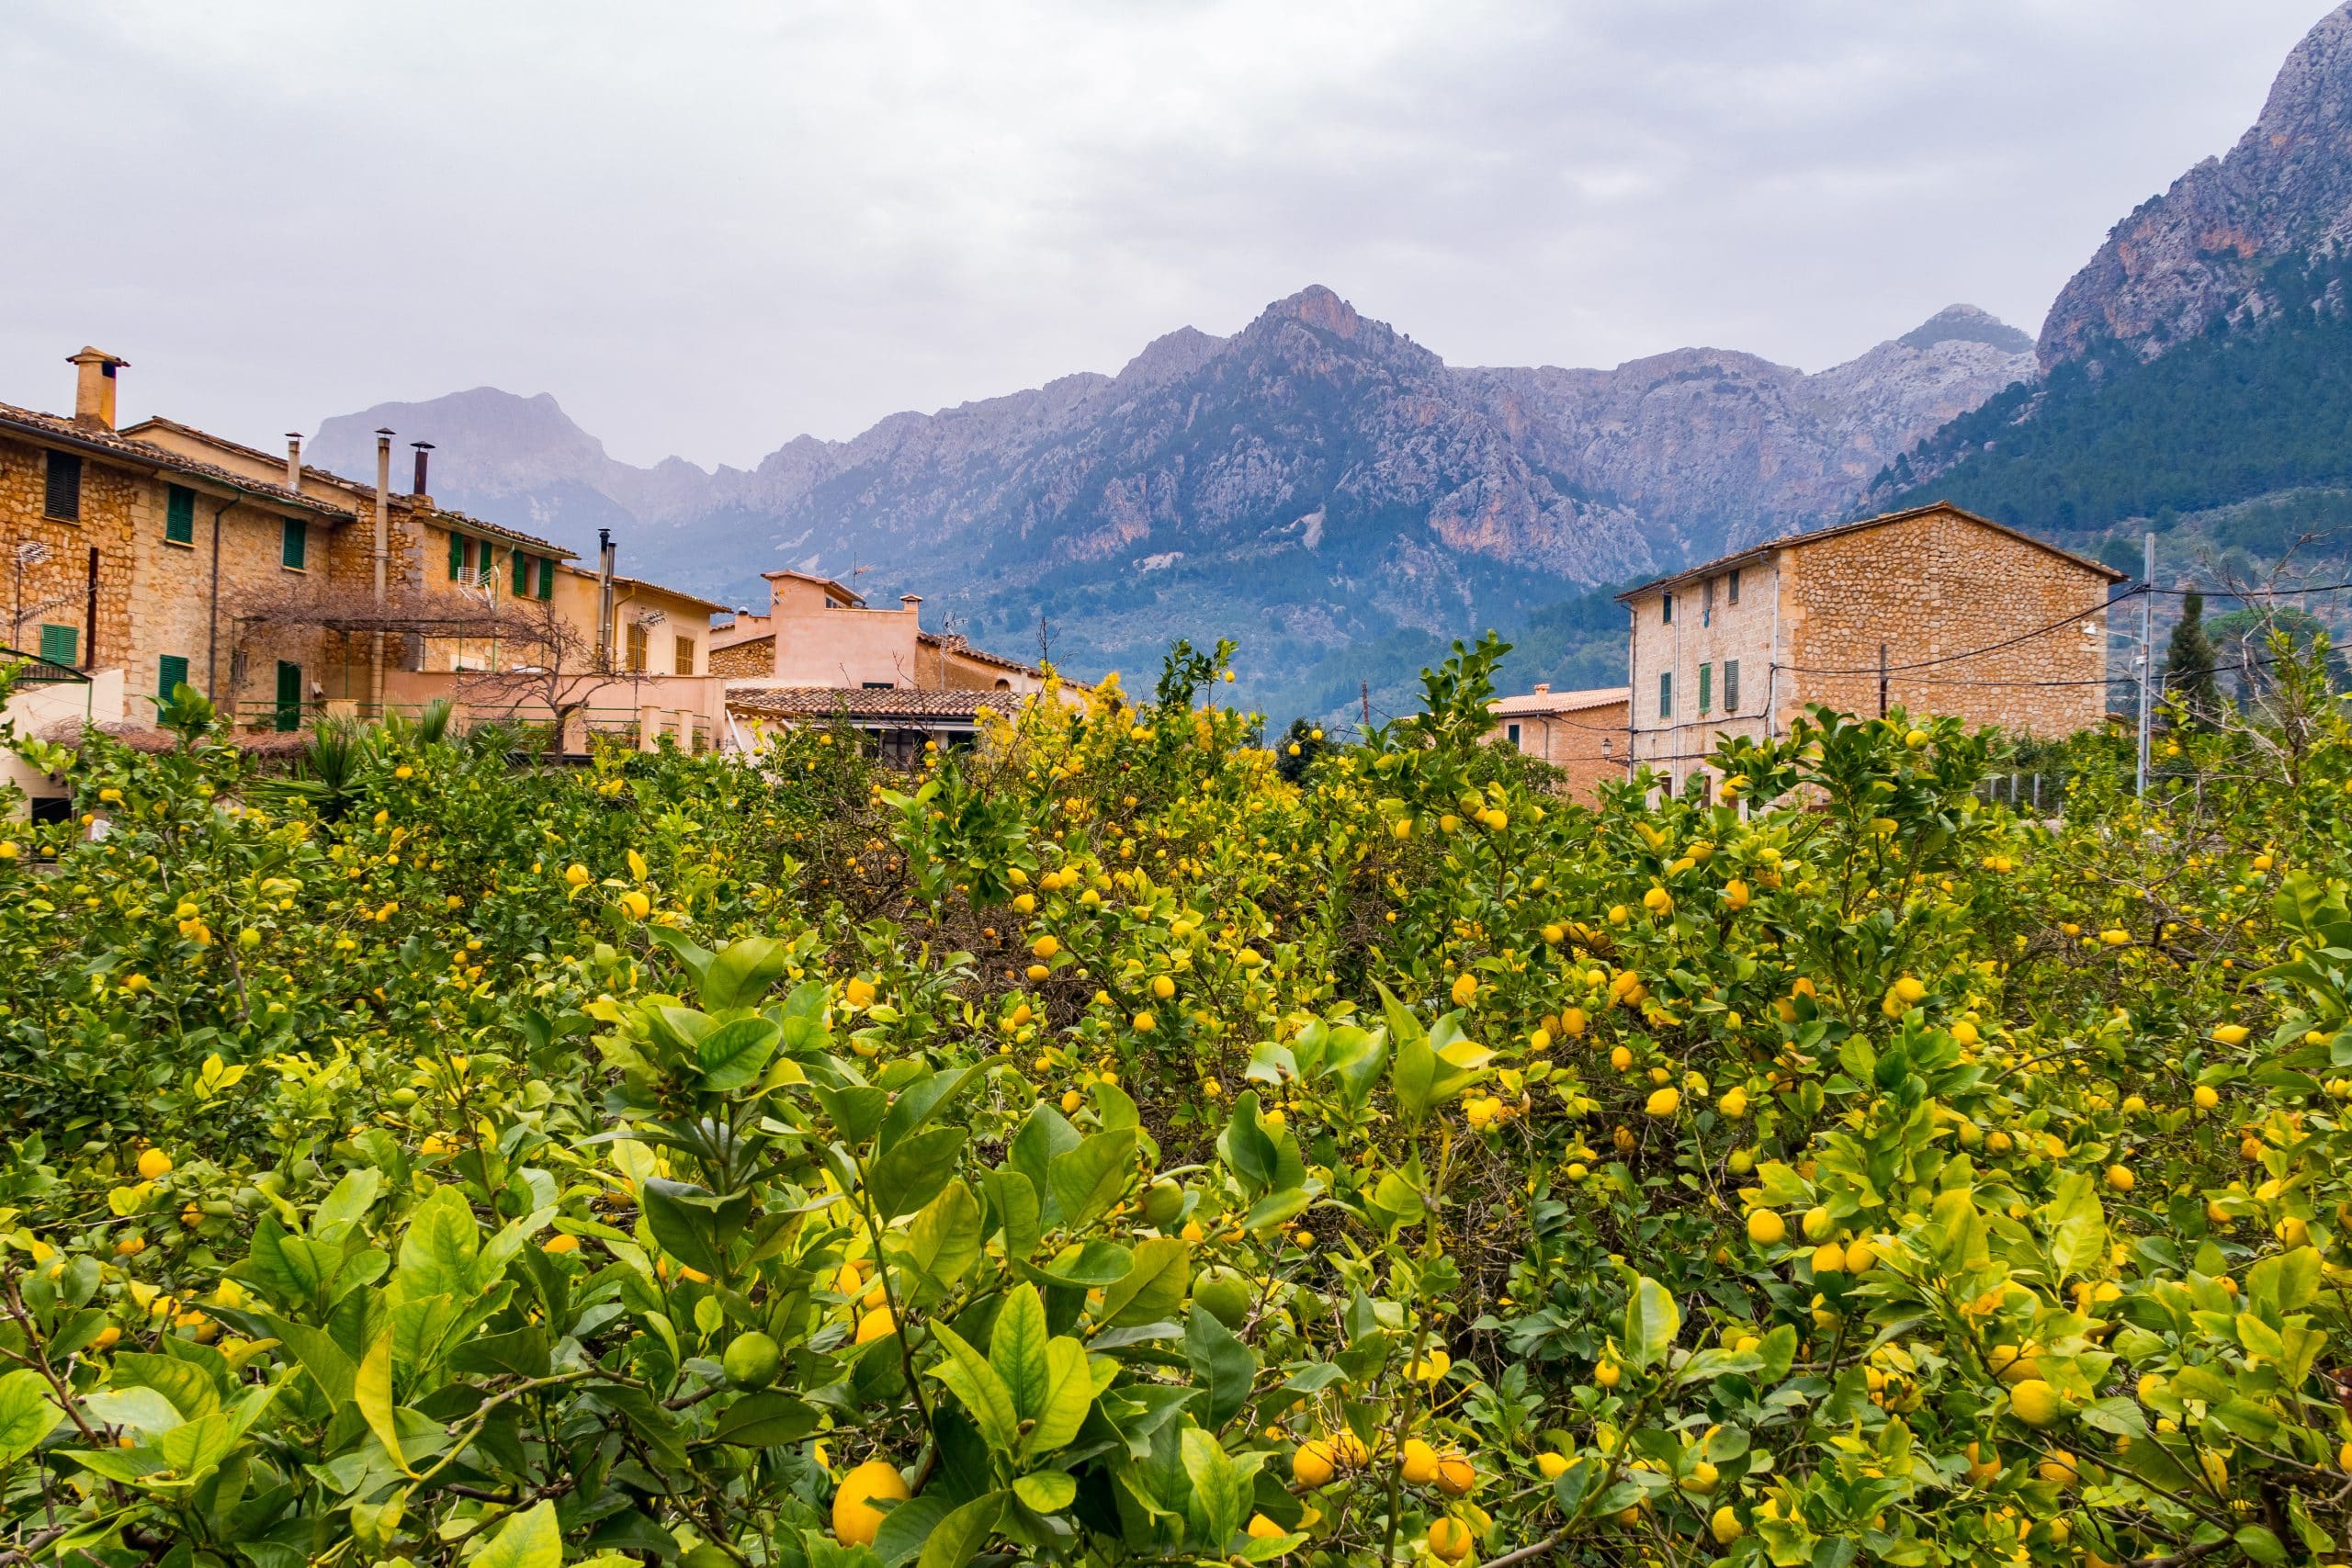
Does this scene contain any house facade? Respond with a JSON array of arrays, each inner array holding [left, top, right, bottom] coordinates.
[[1614, 502, 2124, 795], [1489, 684, 1630, 801], [714, 570, 1050, 694]]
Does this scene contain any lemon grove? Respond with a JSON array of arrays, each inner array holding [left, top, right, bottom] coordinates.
[[0, 631, 2350, 1568]]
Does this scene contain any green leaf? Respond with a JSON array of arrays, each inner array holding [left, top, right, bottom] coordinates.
[[1623, 1275, 1679, 1371], [704, 1392, 820, 1449], [915, 1491, 1005, 1568], [1023, 1338, 1095, 1459], [0, 1369, 62, 1465], [354, 1325, 404, 1473], [1181, 1425, 1248, 1549], [699, 936, 790, 1010], [992, 1284, 1053, 1420], [1755, 1324, 1798, 1383], [393, 1186, 481, 1303], [1102, 1237, 1191, 1327], [929, 1324, 1020, 1455], [647, 925, 717, 991], [108, 1353, 220, 1421], [1012, 1469, 1078, 1513], [695, 1017, 784, 1092], [311, 1168, 384, 1241], [640, 1179, 735, 1278], [899, 1180, 983, 1297], [1049, 1130, 1136, 1231], [1185, 1305, 1258, 1427], [880, 1065, 981, 1151], [2041, 1171, 2108, 1282], [2247, 1247, 2322, 1313], [870, 1127, 967, 1221], [1217, 1093, 1282, 1190], [814, 1083, 890, 1145], [984, 1168, 1041, 1261], [2234, 1525, 2288, 1565], [475, 1500, 564, 1568]]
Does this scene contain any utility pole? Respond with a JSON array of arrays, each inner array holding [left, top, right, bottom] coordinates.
[[2136, 530, 2154, 798], [1361, 680, 1371, 730], [1877, 643, 1888, 718]]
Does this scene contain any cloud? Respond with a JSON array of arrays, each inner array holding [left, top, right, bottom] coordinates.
[[0, 0, 2329, 466]]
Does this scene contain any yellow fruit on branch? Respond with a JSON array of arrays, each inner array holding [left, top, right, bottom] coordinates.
[[1293, 1440, 1339, 1487], [1401, 1438, 1441, 1485], [1428, 1517, 1474, 1562], [1747, 1210, 1787, 1247], [831, 1460, 910, 1546], [2008, 1378, 2063, 1427]]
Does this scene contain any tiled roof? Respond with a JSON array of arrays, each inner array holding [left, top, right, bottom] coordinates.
[[760, 568, 864, 604], [558, 561, 727, 612], [728, 686, 1023, 723], [918, 629, 1045, 678], [411, 505, 569, 557], [1490, 685, 1629, 716], [1613, 502, 2132, 603], [0, 402, 348, 518]]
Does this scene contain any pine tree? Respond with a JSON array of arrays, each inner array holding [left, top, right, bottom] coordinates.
[[2164, 589, 2222, 722]]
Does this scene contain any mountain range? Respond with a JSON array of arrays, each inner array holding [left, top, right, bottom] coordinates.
[[311, 2, 2352, 724]]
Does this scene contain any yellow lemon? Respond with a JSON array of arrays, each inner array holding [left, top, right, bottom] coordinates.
[[1400, 1438, 1441, 1485], [1246, 1514, 1287, 1541], [854, 1305, 897, 1344], [136, 1148, 174, 1180], [1428, 1517, 1474, 1562], [1435, 1454, 1476, 1496], [1293, 1439, 1339, 1487], [1451, 973, 1479, 1007], [1711, 1506, 1744, 1544], [2008, 1379, 2063, 1428], [1747, 1210, 1787, 1246], [831, 1460, 910, 1547], [1645, 1087, 1680, 1116]]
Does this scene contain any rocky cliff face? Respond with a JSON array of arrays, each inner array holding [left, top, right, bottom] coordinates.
[[311, 288, 2033, 688], [2040, 1, 2352, 367]]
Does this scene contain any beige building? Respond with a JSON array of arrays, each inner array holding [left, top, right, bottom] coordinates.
[[1489, 684, 1630, 801], [1612, 502, 2123, 795]]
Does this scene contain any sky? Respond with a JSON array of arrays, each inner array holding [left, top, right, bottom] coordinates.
[[0, 1, 2335, 468]]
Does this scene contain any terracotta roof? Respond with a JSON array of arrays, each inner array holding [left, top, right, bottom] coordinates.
[[1490, 684, 1629, 716], [417, 505, 571, 558], [728, 686, 1023, 723], [0, 402, 348, 518], [558, 561, 728, 613], [918, 629, 1045, 678], [1613, 502, 2131, 604], [760, 568, 864, 604]]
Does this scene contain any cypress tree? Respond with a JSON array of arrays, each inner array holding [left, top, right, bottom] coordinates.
[[2164, 589, 2222, 722]]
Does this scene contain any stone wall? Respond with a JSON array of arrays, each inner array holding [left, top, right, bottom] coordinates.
[[1625, 558, 1777, 786], [1782, 511, 2109, 739], [710, 635, 775, 680], [0, 434, 134, 674], [1498, 699, 1630, 802]]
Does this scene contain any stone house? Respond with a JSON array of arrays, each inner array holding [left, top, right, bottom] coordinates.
[[1488, 684, 1630, 801], [1613, 502, 2125, 795], [712, 569, 1049, 693]]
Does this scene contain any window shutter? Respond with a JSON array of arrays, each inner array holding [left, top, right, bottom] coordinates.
[[674, 635, 695, 674], [165, 485, 196, 545], [1661, 592, 1672, 625], [38, 624, 77, 667], [275, 661, 303, 732], [512, 550, 528, 596], [1658, 671, 1672, 718], [448, 531, 465, 580], [537, 557, 554, 600], [281, 517, 307, 570], [158, 654, 188, 697], [627, 624, 648, 671], [1727, 569, 1741, 605], [43, 454, 82, 521], [1699, 663, 1712, 715], [1724, 659, 1740, 713]]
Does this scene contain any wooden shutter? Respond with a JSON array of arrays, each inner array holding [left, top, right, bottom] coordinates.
[[626, 624, 648, 671], [1699, 662, 1712, 715], [158, 654, 188, 697], [1658, 671, 1671, 718], [165, 485, 196, 545], [38, 624, 77, 667], [281, 517, 307, 570], [674, 635, 695, 674], [275, 661, 303, 732], [512, 550, 528, 596], [1724, 659, 1740, 713], [537, 557, 554, 600], [43, 454, 81, 521], [448, 531, 465, 580]]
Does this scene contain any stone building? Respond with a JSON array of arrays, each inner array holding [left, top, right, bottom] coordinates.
[[712, 569, 1049, 693], [1612, 502, 2124, 795], [1488, 684, 1630, 802]]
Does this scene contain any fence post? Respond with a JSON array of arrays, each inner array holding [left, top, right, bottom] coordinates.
[[639, 705, 661, 752]]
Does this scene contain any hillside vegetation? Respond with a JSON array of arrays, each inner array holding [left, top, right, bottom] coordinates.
[[1, 637, 2350, 1568]]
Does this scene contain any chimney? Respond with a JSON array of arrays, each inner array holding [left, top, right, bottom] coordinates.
[[372, 430, 393, 604], [68, 347, 128, 430], [1532, 682, 1551, 694], [899, 593, 922, 614], [411, 440, 435, 500], [595, 527, 616, 671], [285, 434, 303, 491]]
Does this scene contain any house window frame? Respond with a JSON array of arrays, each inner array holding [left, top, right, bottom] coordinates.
[[1660, 591, 1673, 626], [1702, 578, 1713, 628], [164, 484, 197, 547], [673, 634, 695, 675], [38, 623, 78, 668], [1658, 670, 1672, 719], [625, 623, 649, 672], [280, 516, 308, 571], [1698, 661, 1712, 716], [1727, 568, 1741, 605], [537, 558, 555, 600], [1506, 721, 1521, 747], [1724, 658, 1740, 714], [158, 653, 189, 698], [43, 453, 82, 522]]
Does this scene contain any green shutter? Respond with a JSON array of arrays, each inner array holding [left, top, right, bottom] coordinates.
[[1724, 659, 1740, 713], [1699, 662, 1712, 715], [1658, 671, 1672, 719], [165, 485, 196, 545], [448, 531, 465, 580], [275, 661, 303, 732], [281, 517, 307, 570], [537, 557, 554, 600], [38, 624, 77, 667], [158, 654, 188, 697], [512, 550, 528, 596]]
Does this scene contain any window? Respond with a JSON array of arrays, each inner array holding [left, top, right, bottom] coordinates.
[[1724, 659, 1740, 714], [1727, 568, 1741, 605], [1506, 722, 1521, 747], [1698, 662, 1713, 715], [1660, 591, 1673, 625], [626, 624, 648, 672], [1658, 671, 1672, 718], [158, 654, 188, 697], [674, 635, 695, 675], [512, 550, 529, 597], [281, 517, 307, 570], [1702, 579, 1713, 627], [38, 624, 77, 667], [274, 660, 303, 732], [447, 531, 466, 581], [862, 681, 893, 690], [537, 557, 554, 600], [44, 454, 82, 521], [164, 485, 196, 546]]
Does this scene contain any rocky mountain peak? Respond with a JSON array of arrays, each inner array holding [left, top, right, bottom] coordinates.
[[2039, 1, 2352, 367], [1898, 305, 2034, 355]]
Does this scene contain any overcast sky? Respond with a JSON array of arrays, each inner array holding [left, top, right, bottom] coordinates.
[[0, 1, 2333, 468]]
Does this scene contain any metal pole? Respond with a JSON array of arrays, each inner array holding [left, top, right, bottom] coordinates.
[[1878, 642, 1888, 718], [2136, 531, 2154, 798]]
